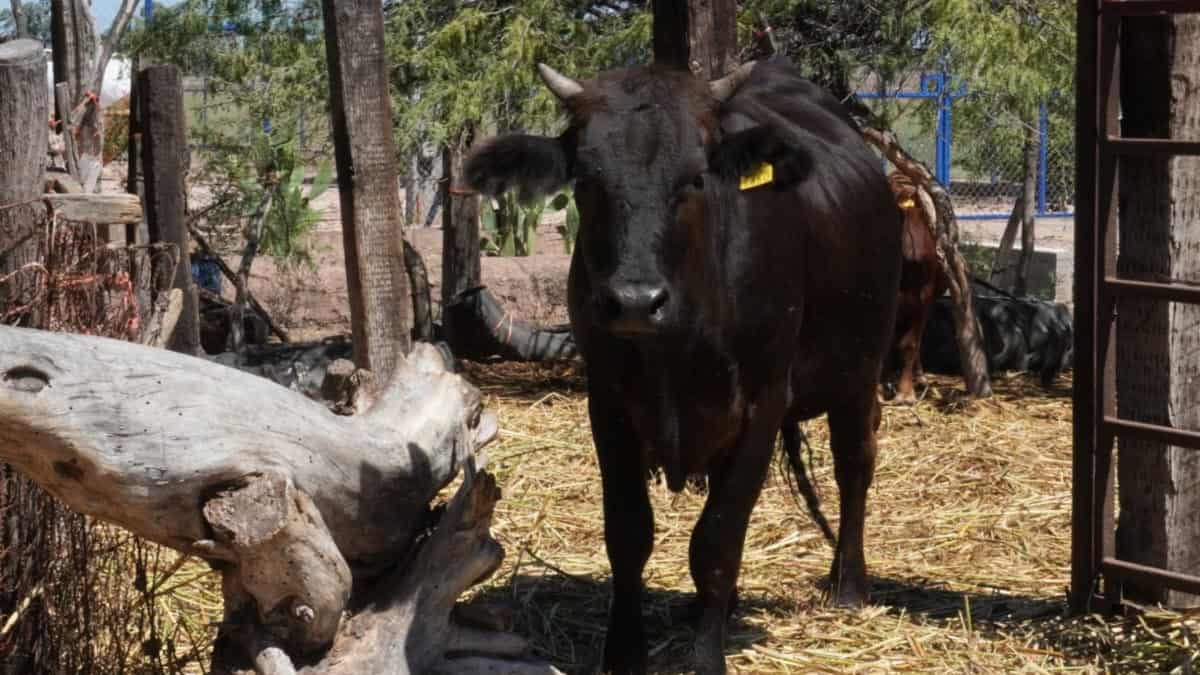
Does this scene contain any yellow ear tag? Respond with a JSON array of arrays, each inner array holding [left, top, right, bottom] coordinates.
[[739, 163, 774, 191], [897, 198, 916, 209]]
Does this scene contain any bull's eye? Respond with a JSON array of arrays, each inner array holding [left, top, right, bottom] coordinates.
[[691, 174, 704, 190]]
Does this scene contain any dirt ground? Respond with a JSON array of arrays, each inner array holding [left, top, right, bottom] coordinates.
[[189, 177, 573, 341]]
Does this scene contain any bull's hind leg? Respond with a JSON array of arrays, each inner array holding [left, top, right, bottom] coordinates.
[[894, 327, 921, 404], [688, 388, 783, 675], [590, 389, 654, 675], [827, 394, 881, 606]]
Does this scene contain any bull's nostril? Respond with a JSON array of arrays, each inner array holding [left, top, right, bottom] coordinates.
[[593, 292, 622, 322], [647, 288, 669, 321]]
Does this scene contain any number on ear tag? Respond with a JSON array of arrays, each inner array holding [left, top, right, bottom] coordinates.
[[739, 163, 774, 191]]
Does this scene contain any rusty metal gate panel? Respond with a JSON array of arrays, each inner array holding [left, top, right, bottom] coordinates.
[[1071, 0, 1200, 614]]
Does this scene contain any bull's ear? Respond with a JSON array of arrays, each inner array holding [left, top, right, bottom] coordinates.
[[464, 134, 571, 203], [709, 125, 813, 190]]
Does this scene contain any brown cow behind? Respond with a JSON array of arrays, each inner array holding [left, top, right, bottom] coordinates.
[[884, 170, 946, 403]]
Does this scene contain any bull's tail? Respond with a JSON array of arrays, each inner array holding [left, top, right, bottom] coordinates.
[[780, 421, 837, 548]]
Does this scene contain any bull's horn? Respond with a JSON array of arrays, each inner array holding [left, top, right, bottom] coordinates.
[[537, 63, 583, 101], [709, 61, 756, 102]]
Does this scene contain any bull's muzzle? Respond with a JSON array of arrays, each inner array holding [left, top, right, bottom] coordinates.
[[593, 282, 672, 337]]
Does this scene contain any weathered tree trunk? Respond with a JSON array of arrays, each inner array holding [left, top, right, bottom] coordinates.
[[0, 327, 561, 674], [862, 127, 993, 397], [1114, 14, 1200, 609], [139, 64, 202, 355], [652, 0, 737, 78], [1014, 114, 1039, 296], [441, 132, 481, 352], [9, 0, 28, 38], [50, 0, 102, 192], [321, 0, 412, 379], [0, 40, 48, 323], [989, 194, 1023, 288], [50, 0, 88, 103]]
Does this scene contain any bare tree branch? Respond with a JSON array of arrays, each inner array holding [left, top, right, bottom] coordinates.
[[88, 0, 137, 98]]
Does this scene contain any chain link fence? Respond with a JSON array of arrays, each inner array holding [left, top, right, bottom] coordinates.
[[857, 74, 1076, 220]]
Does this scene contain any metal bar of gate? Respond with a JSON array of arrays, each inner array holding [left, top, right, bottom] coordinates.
[[1072, 0, 1200, 614], [1069, 0, 1100, 616]]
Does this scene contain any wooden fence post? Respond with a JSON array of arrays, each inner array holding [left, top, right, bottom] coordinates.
[[138, 64, 201, 355], [320, 0, 412, 380], [441, 131, 481, 351], [652, 0, 738, 78], [0, 40, 48, 324], [0, 38, 54, 674]]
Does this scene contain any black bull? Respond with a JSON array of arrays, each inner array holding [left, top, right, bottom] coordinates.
[[465, 57, 902, 675]]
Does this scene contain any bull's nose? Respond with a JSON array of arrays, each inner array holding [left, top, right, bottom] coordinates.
[[594, 283, 671, 335]]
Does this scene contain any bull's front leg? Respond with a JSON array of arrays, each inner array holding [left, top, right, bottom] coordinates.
[[590, 387, 654, 675], [687, 385, 784, 675]]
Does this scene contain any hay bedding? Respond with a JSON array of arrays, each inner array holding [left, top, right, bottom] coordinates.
[[74, 363, 1198, 673], [458, 362, 1199, 675]]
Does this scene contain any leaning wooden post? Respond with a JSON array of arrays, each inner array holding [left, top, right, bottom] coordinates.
[[54, 82, 81, 180], [441, 129, 481, 352], [138, 64, 201, 355], [320, 0, 412, 379]]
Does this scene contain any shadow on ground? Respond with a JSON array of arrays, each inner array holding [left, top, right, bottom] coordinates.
[[467, 569, 1085, 674]]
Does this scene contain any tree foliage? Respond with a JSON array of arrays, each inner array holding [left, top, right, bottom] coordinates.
[[384, 0, 650, 154], [737, 0, 932, 108], [925, 0, 1073, 110]]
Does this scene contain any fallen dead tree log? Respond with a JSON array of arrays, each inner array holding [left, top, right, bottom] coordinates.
[[0, 326, 562, 674], [444, 286, 577, 362]]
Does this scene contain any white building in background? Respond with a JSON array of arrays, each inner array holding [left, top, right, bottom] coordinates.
[[44, 48, 132, 106]]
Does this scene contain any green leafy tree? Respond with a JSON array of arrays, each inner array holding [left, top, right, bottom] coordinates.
[[923, 0, 1074, 294], [386, 0, 649, 155]]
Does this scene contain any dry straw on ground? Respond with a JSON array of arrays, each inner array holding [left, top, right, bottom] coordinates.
[[458, 361, 1199, 675], [10, 355, 1198, 673]]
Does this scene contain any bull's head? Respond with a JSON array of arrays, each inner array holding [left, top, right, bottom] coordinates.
[[465, 61, 808, 338]]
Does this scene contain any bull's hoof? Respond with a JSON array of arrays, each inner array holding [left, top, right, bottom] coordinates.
[[828, 576, 871, 608], [601, 625, 648, 675], [693, 615, 729, 675], [827, 563, 871, 607], [693, 652, 728, 675]]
